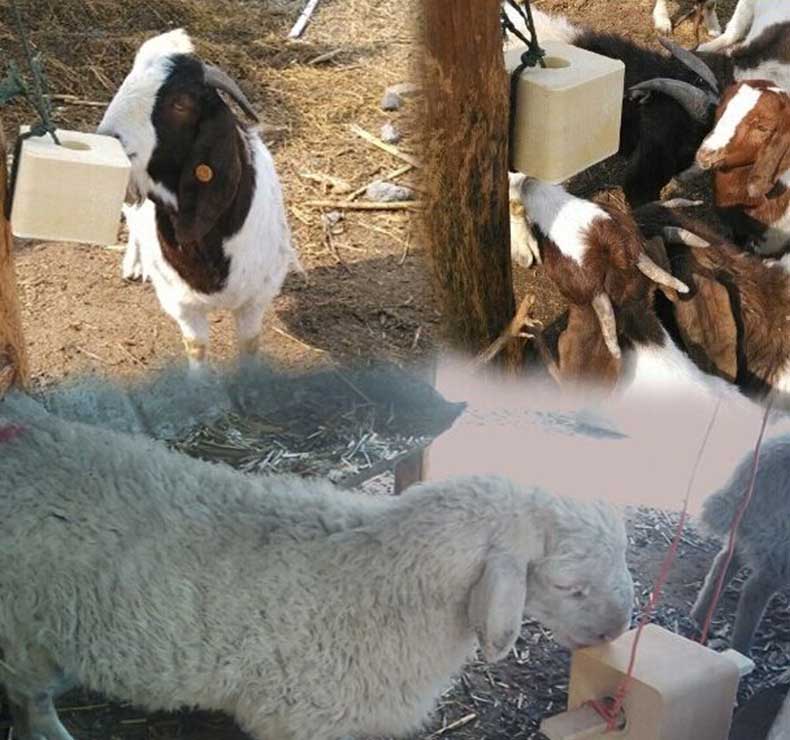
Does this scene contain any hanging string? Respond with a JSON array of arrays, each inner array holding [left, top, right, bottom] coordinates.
[[584, 393, 773, 732], [698, 391, 774, 645]]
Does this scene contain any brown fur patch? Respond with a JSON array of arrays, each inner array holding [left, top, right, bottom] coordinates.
[[634, 204, 790, 395], [557, 304, 621, 389]]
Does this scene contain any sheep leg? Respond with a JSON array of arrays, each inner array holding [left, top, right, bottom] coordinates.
[[233, 300, 267, 358], [731, 570, 781, 656], [690, 546, 741, 627]]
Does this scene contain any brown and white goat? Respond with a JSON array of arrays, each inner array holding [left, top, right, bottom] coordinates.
[[516, 177, 689, 361], [98, 30, 300, 370], [695, 80, 790, 255], [634, 201, 790, 403]]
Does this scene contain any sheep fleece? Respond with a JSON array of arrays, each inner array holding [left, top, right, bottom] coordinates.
[[0, 415, 566, 740]]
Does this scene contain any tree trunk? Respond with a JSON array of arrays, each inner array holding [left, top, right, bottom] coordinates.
[[420, 0, 516, 354], [0, 123, 30, 397]]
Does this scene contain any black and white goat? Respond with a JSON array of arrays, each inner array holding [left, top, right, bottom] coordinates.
[[98, 29, 300, 369], [697, 0, 790, 59]]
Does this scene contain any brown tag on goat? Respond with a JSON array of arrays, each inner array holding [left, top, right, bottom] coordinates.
[[674, 274, 738, 382], [194, 164, 214, 183]]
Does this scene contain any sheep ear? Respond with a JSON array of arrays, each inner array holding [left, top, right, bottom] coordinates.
[[747, 125, 790, 199], [175, 109, 243, 245], [468, 550, 526, 662]]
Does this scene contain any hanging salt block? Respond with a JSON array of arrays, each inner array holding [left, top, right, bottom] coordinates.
[[540, 625, 741, 740], [504, 41, 624, 183], [11, 127, 131, 246]]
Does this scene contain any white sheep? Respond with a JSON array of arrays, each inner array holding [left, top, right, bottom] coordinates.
[[0, 412, 633, 740], [98, 29, 300, 369]]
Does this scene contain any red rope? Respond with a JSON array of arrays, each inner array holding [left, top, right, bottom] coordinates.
[[585, 395, 773, 732], [586, 398, 722, 730]]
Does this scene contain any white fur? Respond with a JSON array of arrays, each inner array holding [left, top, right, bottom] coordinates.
[[502, 4, 580, 49], [519, 177, 609, 265], [618, 326, 748, 404], [652, 0, 673, 35], [98, 30, 299, 369], [698, 0, 790, 56], [700, 83, 762, 153], [0, 406, 633, 740]]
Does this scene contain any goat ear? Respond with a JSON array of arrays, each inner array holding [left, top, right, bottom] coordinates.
[[175, 108, 243, 245], [747, 124, 790, 199], [468, 550, 526, 663], [558, 305, 621, 389]]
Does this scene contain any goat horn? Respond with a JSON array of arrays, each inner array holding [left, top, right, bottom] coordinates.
[[629, 79, 715, 124], [659, 198, 704, 208], [662, 226, 710, 248], [203, 64, 259, 122], [658, 37, 720, 96], [637, 252, 690, 293], [592, 293, 621, 360]]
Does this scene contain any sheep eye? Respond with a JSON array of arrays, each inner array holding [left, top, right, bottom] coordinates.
[[572, 590, 587, 600]]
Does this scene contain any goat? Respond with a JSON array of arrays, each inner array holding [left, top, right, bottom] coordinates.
[[97, 29, 300, 369], [633, 200, 790, 405], [0, 411, 633, 740], [652, 0, 721, 39], [694, 80, 790, 255], [505, 5, 790, 206], [515, 177, 690, 360], [690, 435, 790, 656], [697, 0, 790, 60]]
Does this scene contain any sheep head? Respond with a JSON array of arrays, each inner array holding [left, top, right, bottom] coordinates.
[[525, 496, 634, 650], [97, 28, 259, 241]]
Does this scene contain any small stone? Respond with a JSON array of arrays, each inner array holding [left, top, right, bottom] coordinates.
[[380, 122, 401, 144], [381, 82, 420, 111], [365, 180, 413, 202]]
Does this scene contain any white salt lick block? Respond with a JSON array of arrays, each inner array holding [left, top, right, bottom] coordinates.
[[11, 128, 131, 246], [505, 41, 624, 183]]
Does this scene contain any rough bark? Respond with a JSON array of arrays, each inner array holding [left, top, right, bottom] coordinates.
[[0, 123, 30, 397], [420, 0, 517, 354]]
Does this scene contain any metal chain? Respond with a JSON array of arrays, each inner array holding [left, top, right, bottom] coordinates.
[[1, 0, 60, 144]]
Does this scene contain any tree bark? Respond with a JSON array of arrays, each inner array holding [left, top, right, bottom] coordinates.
[[0, 123, 30, 397], [420, 0, 516, 354]]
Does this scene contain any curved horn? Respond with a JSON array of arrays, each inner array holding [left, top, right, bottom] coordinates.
[[629, 79, 716, 124], [658, 37, 720, 95], [203, 64, 259, 122], [662, 226, 710, 248], [637, 252, 690, 293], [592, 293, 621, 360]]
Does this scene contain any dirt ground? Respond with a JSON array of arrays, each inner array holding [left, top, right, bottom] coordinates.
[[1, 0, 433, 384]]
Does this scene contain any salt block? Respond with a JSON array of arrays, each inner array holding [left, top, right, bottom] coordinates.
[[504, 41, 624, 183], [11, 127, 130, 245], [540, 625, 740, 740]]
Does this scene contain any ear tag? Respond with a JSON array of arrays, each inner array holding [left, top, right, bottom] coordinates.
[[195, 163, 214, 183]]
